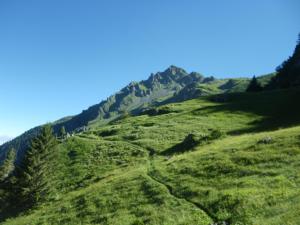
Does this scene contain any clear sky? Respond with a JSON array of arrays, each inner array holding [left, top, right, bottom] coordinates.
[[0, 0, 299, 139]]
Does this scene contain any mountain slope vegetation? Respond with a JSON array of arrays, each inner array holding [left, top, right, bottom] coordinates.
[[1, 86, 300, 224], [0, 66, 273, 163], [2, 34, 300, 224]]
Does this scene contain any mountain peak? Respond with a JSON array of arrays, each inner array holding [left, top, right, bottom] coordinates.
[[164, 65, 187, 75], [145, 66, 188, 85]]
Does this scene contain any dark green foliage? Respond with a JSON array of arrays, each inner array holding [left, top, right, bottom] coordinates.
[[141, 106, 179, 116], [0, 126, 41, 164], [209, 129, 225, 139], [162, 129, 225, 155], [14, 124, 57, 209], [267, 33, 300, 89], [98, 129, 118, 137], [257, 136, 273, 144], [0, 149, 16, 220], [59, 126, 66, 139], [142, 108, 168, 116], [246, 76, 262, 92], [0, 148, 15, 181]]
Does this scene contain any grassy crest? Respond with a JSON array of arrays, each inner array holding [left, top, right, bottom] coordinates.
[[2, 87, 300, 225]]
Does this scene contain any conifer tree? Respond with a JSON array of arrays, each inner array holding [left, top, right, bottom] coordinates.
[[267, 33, 300, 89], [60, 126, 66, 139], [0, 148, 16, 181], [15, 124, 57, 209], [246, 76, 262, 92]]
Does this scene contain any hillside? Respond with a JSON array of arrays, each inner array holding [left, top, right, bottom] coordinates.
[[1, 66, 273, 162], [1, 87, 300, 225]]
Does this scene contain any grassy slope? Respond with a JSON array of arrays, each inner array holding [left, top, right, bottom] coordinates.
[[2, 88, 300, 225]]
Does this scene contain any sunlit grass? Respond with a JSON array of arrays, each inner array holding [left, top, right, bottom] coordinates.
[[2, 88, 300, 225]]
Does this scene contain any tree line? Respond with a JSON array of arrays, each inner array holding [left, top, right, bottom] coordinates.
[[0, 124, 58, 220], [246, 33, 300, 92]]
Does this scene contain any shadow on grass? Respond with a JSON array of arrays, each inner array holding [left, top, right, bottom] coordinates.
[[162, 130, 224, 156], [161, 134, 199, 156], [193, 88, 300, 135]]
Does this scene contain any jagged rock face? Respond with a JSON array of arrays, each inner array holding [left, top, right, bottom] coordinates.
[[96, 66, 189, 118], [0, 66, 213, 161], [178, 72, 204, 85], [143, 66, 188, 88], [172, 83, 204, 102], [144, 66, 205, 88], [88, 66, 207, 123]]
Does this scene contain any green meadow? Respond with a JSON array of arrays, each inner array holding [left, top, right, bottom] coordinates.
[[2, 87, 300, 225]]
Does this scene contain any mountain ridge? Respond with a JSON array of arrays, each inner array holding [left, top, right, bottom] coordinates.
[[0, 65, 272, 161]]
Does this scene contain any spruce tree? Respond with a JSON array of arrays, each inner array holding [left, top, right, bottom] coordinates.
[[246, 76, 262, 92], [0, 149, 16, 219], [0, 148, 16, 181], [15, 124, 57, 209], [60, 126, 66, 139], [267, 33, 300, 89]]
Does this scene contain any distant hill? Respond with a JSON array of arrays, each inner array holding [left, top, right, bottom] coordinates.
[[0, 66, 273, 161]]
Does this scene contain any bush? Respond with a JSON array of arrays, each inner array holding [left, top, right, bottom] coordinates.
[[98, 129, 118, 137], [210, 129, 225, 140], [257, 136, 273, 144], [141, 106, 179, 116], [162, 130, 225, 156]]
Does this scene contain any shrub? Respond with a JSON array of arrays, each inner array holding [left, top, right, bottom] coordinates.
[[142, 122, 155, 127], [162, 133, 205, 155], [141, 106, 178, 116], [68, 150, 78, 160], [123, 133, 140, 141], [210, 129, 225, 140], [98, 129, 118, 137], [257, 136, 273, 144], [162, 130, 225, 155]]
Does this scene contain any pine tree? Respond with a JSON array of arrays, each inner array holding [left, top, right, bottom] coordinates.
[[267, 33, 300, 89], [246, 76, 262, 92], [0, 148, 16, 181], [15, 124, 57, 209], [60, 126, 66, 139]]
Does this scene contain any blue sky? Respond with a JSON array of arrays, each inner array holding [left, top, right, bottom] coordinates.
[[0, 0, 299, 138]]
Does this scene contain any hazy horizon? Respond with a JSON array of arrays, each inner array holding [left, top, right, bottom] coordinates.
[[0, 135, 13, 145]]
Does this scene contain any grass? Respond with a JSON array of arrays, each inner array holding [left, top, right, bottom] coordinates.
[[3, 168, 212, 225], [2, 87, 300, 225], [151, 126, 300, 224]]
